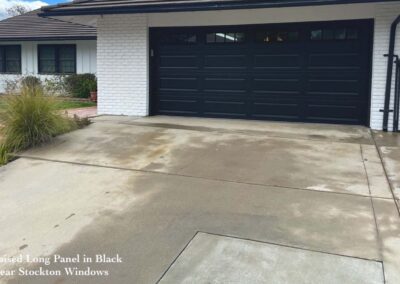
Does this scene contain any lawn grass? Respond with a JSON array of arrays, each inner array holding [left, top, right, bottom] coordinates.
[[54, 100, 96, 110], [0, 97, 96, 111]]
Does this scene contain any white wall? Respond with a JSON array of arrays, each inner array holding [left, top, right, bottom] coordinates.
[[95, 2, 400, 130], [97, 14, 148, 116], [148, 3, 376, 26], [371, 2, 400, 130], [0, 40, 97, 93]]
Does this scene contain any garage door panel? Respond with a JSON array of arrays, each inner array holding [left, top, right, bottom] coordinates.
[[204, 76, 246, 93], [204, 54, 247, 69], [307, 78, 360, 93], [203, 100, 247, 117], [151, 20, 372, 125], [254, 54, 302, 70], [159, 76, 198, 92], [253, 76, 302, 92], [159, 54, 199, 69], [307, 53, 361, 70], [306, 71, 367, 100], [157, 98, 200, 115], [306, 103, 363, 124], [251, 101, 301, 121]]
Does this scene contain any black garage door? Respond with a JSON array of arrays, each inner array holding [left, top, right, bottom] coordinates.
[[150, 20, 373, 125]]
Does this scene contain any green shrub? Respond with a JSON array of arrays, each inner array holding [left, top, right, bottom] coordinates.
[[4, 76, 42, 95], [44, 76, 68, 96], [21, 76, 42, 90], [64, 74, 97, 98], [0, 144, 9, 165], [4, 77, 21, 94], [0, 86, 78, 165]]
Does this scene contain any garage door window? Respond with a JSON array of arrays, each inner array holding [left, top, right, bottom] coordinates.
[[160, 33, 197, 44], [311, 28, 358, 41], [256, 31, 299, 43], [206, 32, 245, 43]]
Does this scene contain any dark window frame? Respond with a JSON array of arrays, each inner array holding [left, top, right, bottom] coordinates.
[[38, 44, 77, 75], [0, 45, 21, 74]]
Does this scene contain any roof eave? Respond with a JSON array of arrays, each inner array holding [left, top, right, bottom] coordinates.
[[39, 0, 399, 17], [0, 36, 97, 42]]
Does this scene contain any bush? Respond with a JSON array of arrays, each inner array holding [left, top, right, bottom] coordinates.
[[0, 86, 78, 165], [4, 76, 43, 95], [21, 76, 42, 89], [64, 74, 97, 98], [4, 76, 22, 94], [44, 76, 68, 96], [0, 144, 8, 165]]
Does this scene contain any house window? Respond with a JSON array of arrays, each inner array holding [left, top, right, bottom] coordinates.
[[206, 32, 245, 43], [256, 31, 299, 43], [0, 45, 21, 74], [310, 28, 358, 41], [38, 45, 76, 74]]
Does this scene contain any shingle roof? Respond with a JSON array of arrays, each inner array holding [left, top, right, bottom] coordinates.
[[0, 9, 96, 41], [40, 0, 400, 16]]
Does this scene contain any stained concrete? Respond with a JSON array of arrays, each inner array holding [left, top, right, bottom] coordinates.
[[0, 158, 143, 272], [372, 130, 400, 207], [130, 116, 375, 145], [1, 160, 381, 284], [21, 118, 391, 198], [1, 116, 399, 284], [159, 232, 384, 284], [372, 198, 400, 284]]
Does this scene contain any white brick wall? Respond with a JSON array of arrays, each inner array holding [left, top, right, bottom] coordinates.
[[97, 14, 149, 116], [95, 3, 400, 130], [370, 2, 400, 130]]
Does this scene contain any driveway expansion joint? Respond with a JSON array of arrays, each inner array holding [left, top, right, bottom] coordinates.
[[370, 129, 400, 216], [360, 144, 385, 262], [16, 155, 394, 201], [198, 231, 383, 263], [157, 231, 384, 284]]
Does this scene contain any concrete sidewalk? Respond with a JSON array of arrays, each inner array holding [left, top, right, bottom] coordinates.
[[0, 116, 399, 284], [62, 106, 97, 118]]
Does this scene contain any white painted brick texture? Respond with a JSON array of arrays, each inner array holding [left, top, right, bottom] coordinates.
[[371, 2, 400, 130], [97, 14, 148, 116]]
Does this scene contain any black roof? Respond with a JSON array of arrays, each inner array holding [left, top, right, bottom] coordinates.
[[0, 9, 96, 41], [41, 0, 400, 16]]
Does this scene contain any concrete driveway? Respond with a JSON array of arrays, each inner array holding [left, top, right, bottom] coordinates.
[[0, 116, 399, 284]]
